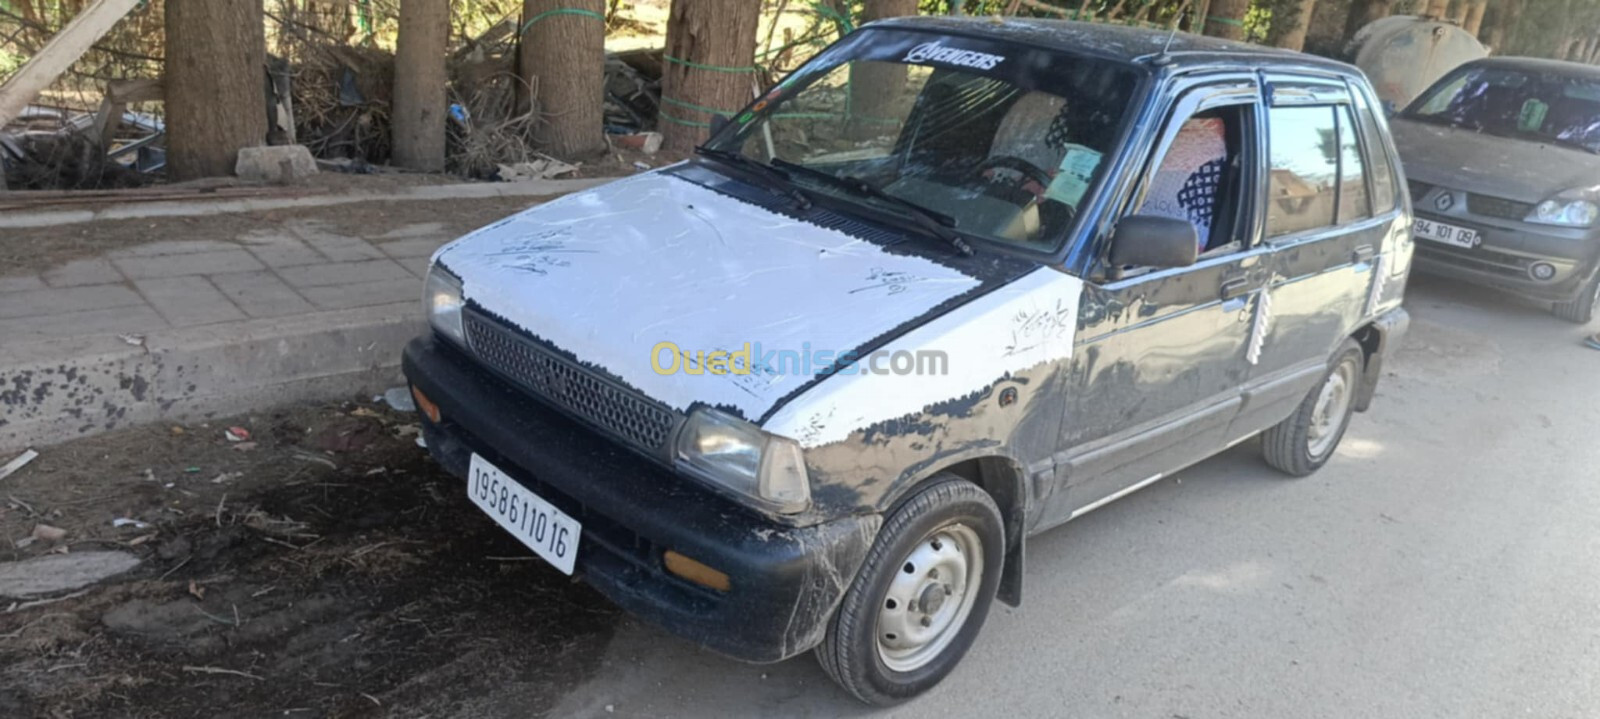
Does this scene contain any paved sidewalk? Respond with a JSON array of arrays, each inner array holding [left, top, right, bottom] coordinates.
[[0, 185, 595, 451]]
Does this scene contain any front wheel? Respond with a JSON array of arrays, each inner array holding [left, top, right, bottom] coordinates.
[[1262, 339, 1365, 476], [1552, 273, 1599, 325], [816, 475, 1003, 706]]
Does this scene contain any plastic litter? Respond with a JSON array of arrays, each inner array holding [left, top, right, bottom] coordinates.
[[112, 518, 151, 529], [225, 427, 251, 442]]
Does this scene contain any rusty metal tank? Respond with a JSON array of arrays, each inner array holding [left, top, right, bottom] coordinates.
[[1351, 15, 1488, 111]]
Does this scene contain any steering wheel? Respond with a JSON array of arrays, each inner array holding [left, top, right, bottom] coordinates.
[[974, 155, 1054, 192]]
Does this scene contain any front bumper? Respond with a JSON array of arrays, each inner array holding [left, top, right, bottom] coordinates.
[[1410, 211, 1600, 303], [402, 334, 877, 663]]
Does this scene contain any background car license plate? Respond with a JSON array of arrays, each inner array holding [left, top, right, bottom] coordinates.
[[1413, 218, 1480, 248], [467, 454, 580, 574]]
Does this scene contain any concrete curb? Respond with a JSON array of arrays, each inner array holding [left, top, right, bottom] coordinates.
[[0, 177, 612, 230], [0, 303, 422, 452]]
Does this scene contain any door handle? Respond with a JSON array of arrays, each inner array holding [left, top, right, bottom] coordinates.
[[1219, 276, 1251, 301], [1352, 244, 1376, 264]]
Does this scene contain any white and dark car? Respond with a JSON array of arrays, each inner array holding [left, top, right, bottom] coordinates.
[[403, 18, 1413, 705], [1392, 57, 1600, 323]]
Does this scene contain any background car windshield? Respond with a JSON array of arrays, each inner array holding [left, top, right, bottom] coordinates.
[[1407, 66, 1600, 153], [705, 33, 1139, 250]]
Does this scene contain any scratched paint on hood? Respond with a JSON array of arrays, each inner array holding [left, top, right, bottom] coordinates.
[[434, 171, 983, 420]]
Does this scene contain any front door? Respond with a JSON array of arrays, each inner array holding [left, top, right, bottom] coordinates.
[[1038, 77, 1270, 528]]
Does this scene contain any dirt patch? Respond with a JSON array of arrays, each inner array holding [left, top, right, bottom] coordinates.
[[0, 195, 546, 277], [0, 399, 619, 718]]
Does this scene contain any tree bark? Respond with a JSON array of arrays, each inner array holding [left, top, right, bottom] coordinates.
[[165, 0, 266, 181], [1203, 0, 1250, 40], [849, 0, 917, 139], [393, 0, 450, 172], [1343, 0, 1394, 46], [660, 0, 761, 152], [1273, 0, 1318, 51], [519, 0, 607, 159], [1424, 0, 1449, 18], [1462, 0, 1488, 36]]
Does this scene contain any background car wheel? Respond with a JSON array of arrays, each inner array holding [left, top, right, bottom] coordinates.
[[1262, 338, 1365, 477], [816, 475, 1003, 706], [1551, 274, 1599, 325]]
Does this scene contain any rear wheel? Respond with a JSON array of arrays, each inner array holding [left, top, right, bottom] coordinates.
[[816, 475, 1003, 706], [1551, 273, 1599, 325], [1262, 339, 1364, 477]]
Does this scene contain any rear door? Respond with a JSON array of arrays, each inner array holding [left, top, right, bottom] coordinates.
[[1040, 76, 1269, 527], [1229, 77, 1393, 440]]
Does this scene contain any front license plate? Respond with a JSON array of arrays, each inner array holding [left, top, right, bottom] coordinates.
[[467, 454, 580, 574], [1413, 218, 1480, 248]]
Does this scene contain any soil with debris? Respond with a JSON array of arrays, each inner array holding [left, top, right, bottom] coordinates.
[[0, 399, 620, 718]]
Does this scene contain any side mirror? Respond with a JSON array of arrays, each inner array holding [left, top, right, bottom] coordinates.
[[709, 114, 733, 137], [1108, 215, 1199, 270]]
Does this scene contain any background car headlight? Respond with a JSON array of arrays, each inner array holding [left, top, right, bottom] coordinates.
[[675, 408, 810, 514], [424, 264, 466, 345], [1528, 190, 1599, 227]]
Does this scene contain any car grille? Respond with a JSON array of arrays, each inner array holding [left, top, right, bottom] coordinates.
[[463, 312, 680, 452], [1407, 180, 1433, 200], [1467, 193, 1534, 220]]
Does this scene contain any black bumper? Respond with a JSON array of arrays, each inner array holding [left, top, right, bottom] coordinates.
[[402, 334, 877, 663], [1355, 306, 1409, 412]]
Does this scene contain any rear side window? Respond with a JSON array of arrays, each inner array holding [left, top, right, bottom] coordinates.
[[1352, 92, 1398, 214], [1266, 106, 1338, 237], [1335, 105, 1371, 221]]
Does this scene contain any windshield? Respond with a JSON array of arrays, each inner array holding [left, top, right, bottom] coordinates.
[[1404, 65, 1600, 153], [702, 29, 1141, 251]]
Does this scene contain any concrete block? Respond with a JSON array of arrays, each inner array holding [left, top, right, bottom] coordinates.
[[0, 284, 145, 320], [0, 274, 46, 293], [210, 271, 315, 318], [237, 229, 325, 268], [114, 250, 264, 279], [276, 259, 412, 288], [0, 305, 167, 339], [300, 278, 420, 310], [235, 145, 319, 184], [134, 276, 246, 326], [42, 258, 122, 287]]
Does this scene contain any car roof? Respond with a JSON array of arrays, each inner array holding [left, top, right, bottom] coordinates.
[[867, 16, 1360, 75], [1459, 55, 1600, 79]]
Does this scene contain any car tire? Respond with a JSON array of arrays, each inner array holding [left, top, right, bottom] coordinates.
[[816, 474, 1004, 706], [1551, 273, 1599, 325], [1262, 338, 1365, 477]]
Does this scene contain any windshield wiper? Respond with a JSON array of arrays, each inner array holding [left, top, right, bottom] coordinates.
[[695, 147, 812, 210], [769, 158, 974, 257]]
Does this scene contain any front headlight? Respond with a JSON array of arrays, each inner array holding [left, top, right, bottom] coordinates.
[[675, 408, 810, 514], [424, 264, 466, 345], [1527, 190, 1600, 227]]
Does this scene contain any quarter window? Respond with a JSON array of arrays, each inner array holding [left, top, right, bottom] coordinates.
[[1352, 92, 1398, 214], [1266, 106, 1338, 237]]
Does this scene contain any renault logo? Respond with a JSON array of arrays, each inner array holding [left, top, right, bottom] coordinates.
[[1435, 192, 1455, 211]]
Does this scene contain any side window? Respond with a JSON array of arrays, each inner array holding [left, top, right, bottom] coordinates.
[[1352, 92, 1398, 214], [1266, 106, 1338, 238], [1136, 105, 1249, 256], [1335, 105, 1371, 221]]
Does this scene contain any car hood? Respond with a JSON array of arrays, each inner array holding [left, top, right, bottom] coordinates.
[[433, 170, 996, 422], [1390, 117, 1600, 202]]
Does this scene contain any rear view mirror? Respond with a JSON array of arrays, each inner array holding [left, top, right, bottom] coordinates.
[[1108, 215, 1199, 270]]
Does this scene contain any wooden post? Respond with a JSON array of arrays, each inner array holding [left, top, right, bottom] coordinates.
[[0, 0, 141, 128]]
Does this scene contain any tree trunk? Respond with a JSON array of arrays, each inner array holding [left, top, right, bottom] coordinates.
[[1424, 0, 1449, 18], [1462, 0, 1487, 36], [519, 0, 607, 159], [1274, 0, 1318, 51], [1203, 0, 1250, 40], [849, 0, 917, 139], [1482, 0, 1520, 50], [393, 0, 450, 172], [1343, 0, 1394, 45], [165, 0, 266, 181], [660, 0, 761, 153]]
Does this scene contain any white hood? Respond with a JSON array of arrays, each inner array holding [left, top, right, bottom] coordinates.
[[434, 170, 985, 421]]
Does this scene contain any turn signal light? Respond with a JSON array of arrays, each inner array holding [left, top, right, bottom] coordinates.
[[411, 385, 441, 424], [664, 550, 730, 592]]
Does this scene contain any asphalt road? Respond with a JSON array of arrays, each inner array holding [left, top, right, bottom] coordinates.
[[546, 275, 1600, 719]]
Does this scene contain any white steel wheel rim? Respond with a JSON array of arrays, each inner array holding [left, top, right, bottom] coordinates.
[[1308, 359, 1357, 457], [875, 524, 984, 673]]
